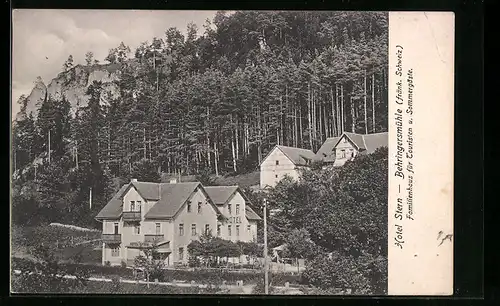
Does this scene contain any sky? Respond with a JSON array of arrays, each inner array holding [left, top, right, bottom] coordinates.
[[11, 9, 218, 118]]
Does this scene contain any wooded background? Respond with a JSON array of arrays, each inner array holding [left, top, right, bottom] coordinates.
[[11, 11, 388, 227]]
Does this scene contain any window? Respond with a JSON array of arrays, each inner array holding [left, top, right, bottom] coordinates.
[[341, 149, 346, 158], [275, 174, 278, 178], [136, 201, 141, 211], [111, 247, 120, 257], [342, 137, 347, 143], [130, 201, 135, 211], [179, 224, 184, 236], [236, 204, 240, 215], [114, 223, 119, 234], [276, 160, 279, 165], [236, 225, 240, 237], [155, 223, 161, 235], [198, 201, 202, 214], [179, 248, 184, 261], [187, 201, 192, 213], [247, 225, 251, 232], [228, 204, 232, 214], [228, 225, 232, 236], [191, 224, 197, 236], [217, 224, 221, 236], [135, 225, 140, 235], [205, 224, 210, 235]]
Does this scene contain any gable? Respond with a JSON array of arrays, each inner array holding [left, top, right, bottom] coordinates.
[[259, 146, 293, 166], [260, 146, 295, 167], [335, 135, 358, 151], [122, 185, 146, 205], [204, 186, 239, 205], [173, 186, 217, 217]]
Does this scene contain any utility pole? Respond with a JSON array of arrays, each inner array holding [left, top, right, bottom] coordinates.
[[263, 198, 269, 294], [89, 187, 92, 210], [13, 149, 16, 174]]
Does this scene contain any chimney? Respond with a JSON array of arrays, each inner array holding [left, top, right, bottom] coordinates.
[[169, 178, 177, 184], [131, 178, 138, 183]]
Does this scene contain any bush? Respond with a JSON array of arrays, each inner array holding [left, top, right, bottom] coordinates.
[[11, 257, 135, 279], [11, 257, 301, 290], [252, 278, 277, 295], [301, 252, 386, 295], [188, 255, 201, 268], [160, 268, 300, 286], [11, 274, 210, 294]]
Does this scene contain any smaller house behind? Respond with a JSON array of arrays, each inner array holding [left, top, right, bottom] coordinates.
[[260, 132, 388, 188]]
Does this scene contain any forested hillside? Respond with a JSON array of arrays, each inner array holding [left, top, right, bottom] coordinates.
[[11, 11, 388, 227]]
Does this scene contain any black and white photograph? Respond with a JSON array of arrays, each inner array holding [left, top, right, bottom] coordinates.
[[11, 10, 391, 295]]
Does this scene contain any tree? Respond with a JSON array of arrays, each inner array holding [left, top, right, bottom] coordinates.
[[85, 52, 94, 66], [35, 157, 73, 222], [12, 241, 89, 293], [130, 158, 160, 182], [63, 55, 74, 71], [11, 11, 389, 232], [301, 252, 385, 294], [133, 242, 165, 287], [36, 95, 72, 161], [195, 169, 217, 186], [105, 48, 118, 64], [264, 147, 388, 292], [117, 42, 131, 62], [284, 228, 322, 273], [187, 232, 242, 268]]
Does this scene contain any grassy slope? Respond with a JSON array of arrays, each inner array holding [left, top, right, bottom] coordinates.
[[11, 225, 102, 264]]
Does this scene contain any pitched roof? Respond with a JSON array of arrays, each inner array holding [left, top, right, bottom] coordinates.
[[95, 184, 129, 220], [245, 206, 262, 221], [265, 145, 315, 166], [343, 132, 366, 150], [131, 181, 162, 200], [144, 182, 203, 219], [342, 132, 388, 153], [313, 132, 388, 164], [204, 186, 261, 221], [362, 132, 389, 154], [95, 181, 221, 220], [204, 186, 239, 205], [314, 137, 340, 162]]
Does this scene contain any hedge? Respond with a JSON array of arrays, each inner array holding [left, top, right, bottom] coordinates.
[[11, 257, 301, 286], [11, 274, 218, 294]]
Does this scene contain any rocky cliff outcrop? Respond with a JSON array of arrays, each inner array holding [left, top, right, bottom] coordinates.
[[23, 63, 125, 118]]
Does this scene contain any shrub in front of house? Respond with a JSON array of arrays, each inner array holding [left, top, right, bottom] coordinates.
[[161, 268, 300, 286]]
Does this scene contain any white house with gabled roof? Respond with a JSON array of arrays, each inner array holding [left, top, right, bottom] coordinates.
[[259, 145, 316, 189], [259, 132, 388, 188], [95, 179, 261, 267]]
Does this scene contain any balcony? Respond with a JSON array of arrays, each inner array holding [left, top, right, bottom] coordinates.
[[144, 234, 164, 244], [122, 211, 141, 222], [101, 234, 121, 244]]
